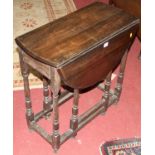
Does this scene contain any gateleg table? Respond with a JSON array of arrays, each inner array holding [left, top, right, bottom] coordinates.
[[15, 2, 139, 152]]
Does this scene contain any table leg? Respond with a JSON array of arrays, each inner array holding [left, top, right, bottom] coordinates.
[[43, 77, 51, 119], [50, 68, 61, 152], [114, 50, 128, 103], [70, 89, 79, 137], [101, 71, 112, 114], [19, 50, 34, 129]]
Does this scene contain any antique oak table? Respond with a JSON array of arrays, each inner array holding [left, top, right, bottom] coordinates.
[[15, 2, 139, 152]]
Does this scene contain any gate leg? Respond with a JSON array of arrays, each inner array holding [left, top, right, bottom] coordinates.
[[114, 50, 128, 104], [50, 68, 61, 152], [19, 50, 34, 129], [43, 77, 51, 119], [70, 89, 79, 137], [101, 71, 112, 114]]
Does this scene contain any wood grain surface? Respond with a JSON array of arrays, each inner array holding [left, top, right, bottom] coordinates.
[[16, 2, 139, 89]]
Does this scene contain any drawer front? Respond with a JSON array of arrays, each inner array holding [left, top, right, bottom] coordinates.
[[58, 26, 138, 89]]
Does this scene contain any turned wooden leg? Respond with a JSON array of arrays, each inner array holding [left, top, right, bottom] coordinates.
[[101, 71, 112, 114], [114, 50, 128, 103], [19, 50, 34, 129], [50, 68, 61, 152], [43, 77, 51, 119], [70, 89, 79, 137]]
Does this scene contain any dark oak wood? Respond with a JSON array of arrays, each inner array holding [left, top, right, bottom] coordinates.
[[15, 2, 140, 153], [15, 2, 139, 67], [101, 71, 112, 112], [43, 77, 51, 119], [70, 89, 79, 137], [114, 50, 128, 103], [34, 90, 73, 122], [59, 25, 138, 88], [16, 2, 139, 89], [109, 0, 141, 58], [50, 68, 61, 152], [19, 49, 34, 129]]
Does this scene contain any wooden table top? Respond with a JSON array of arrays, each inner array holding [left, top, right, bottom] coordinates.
[[15, 2, 139, 68]]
